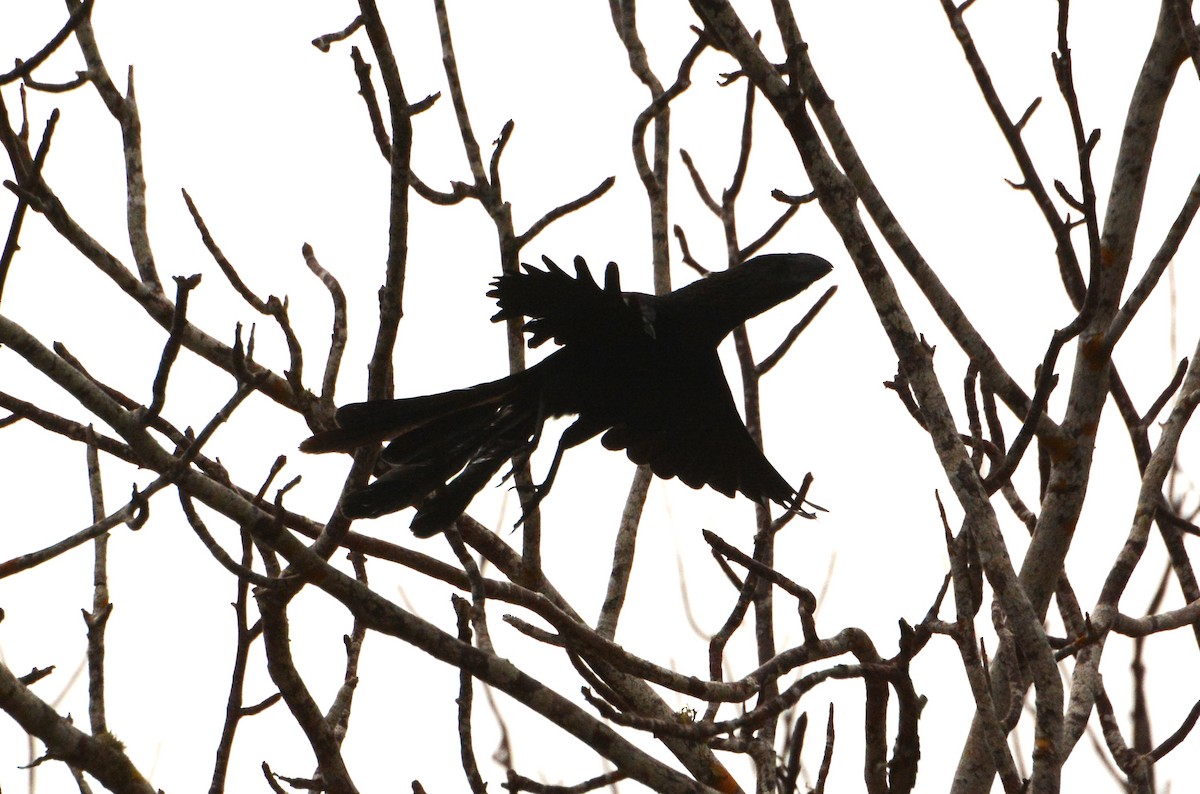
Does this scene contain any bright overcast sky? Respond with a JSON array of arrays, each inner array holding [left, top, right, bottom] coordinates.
[[1, 1, 1198, 791]]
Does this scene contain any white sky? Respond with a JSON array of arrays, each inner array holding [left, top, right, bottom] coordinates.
[[0, 1, 1198, 792]]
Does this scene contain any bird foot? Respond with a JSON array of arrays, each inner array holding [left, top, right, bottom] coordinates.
[[788, 473, 827, 519], [510, 481, 551, 528], [789, 502, 823, 520]]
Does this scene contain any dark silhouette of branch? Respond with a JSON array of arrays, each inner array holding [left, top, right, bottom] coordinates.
[[312, 15, 364, 52], [0, 105, 58, 305], [0, 660, 156, 793], [0, 0, 96, 86]]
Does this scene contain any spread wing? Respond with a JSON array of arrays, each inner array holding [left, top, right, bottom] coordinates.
[[488, 255, 653, 350], [597, 351, 797, 508]]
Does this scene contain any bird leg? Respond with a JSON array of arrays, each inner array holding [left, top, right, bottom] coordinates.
[[512, 417, 603, 527], [497, 391, 550, 489]]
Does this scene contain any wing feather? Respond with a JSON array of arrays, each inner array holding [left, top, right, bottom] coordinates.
[[488, 255, 651, 350], [600, 352, 796, 507]]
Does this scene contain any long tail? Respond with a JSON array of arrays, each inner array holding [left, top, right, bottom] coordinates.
[[301, 371, 543, 536], [300, 374, 525, 454]]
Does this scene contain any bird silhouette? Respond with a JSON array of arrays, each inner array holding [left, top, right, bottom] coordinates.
[[302, 252, 831, 536]]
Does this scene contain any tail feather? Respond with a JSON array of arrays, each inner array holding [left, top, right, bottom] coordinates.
[[408, 449, 514, 537], [302, 369, 545, 534], [342, 404, 540, 533], [341, 456, 471, 519], [300, 375, 522, 454], [380, 403, 504, 466]]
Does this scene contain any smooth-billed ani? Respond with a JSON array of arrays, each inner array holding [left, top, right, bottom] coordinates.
[[302, 252, 831, 536]]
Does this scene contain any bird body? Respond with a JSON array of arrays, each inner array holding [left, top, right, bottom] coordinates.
[[302, 253, 831, 536]]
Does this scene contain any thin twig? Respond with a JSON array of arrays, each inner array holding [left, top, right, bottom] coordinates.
[[0, 108, 59, 305], [516, 176, 617, 248], [83, 428, 110, 736], [312, 16, 364, 52], [0, 0, 96, 86], [178, 494, 281, 588], [595, 465, 651, 641], [757, 285, 836, 376], [452, 595, 489, 794], [145, 273, 201, 421], [208, 526, 271, 794], [302, 243, 348, 408]]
